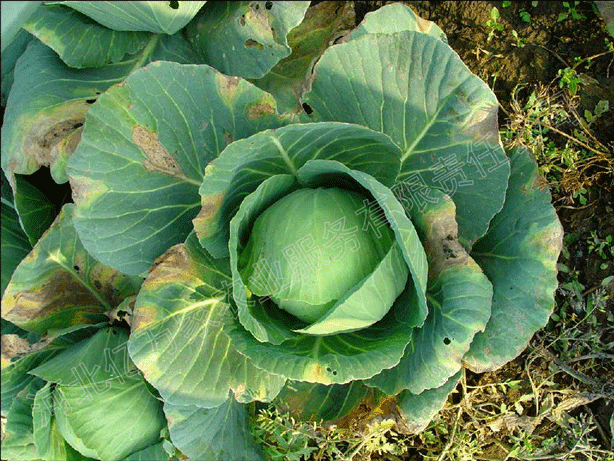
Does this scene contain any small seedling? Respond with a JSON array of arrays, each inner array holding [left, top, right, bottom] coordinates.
[[557, 67, 581, 95], [558, 1, 586, 22], [486, 7, 504, 41]]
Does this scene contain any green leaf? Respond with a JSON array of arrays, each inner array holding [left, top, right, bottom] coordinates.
[[121, 442, 169, 461], [128, 232, 286, 409], [184, 1, 309, 79], [1, 170, 32, 297], [53, 377, 166, 461], [465, 148, 563, 372], [348, 2, 447, 42], [274, 380, 369, 422], [67, 61, 283, 276], [23, 4, 152, 68], [13, 174, 58, 246], [367, 192, 492, 395], [30, 326, 135, 385], [1, 378, 45, 460], [1, 28, 33, 105], [53, 1, 207, 34], [229, 174, 304, 345], [164, 397, 265, 461], [2, 205, 142, 334], [296, 159, 429, 329], [252, 1, 356, 114], [303, 31, 510, 246], [195, 122, 402, 258], [395, 370, 461, 434], [0, 1, 41, 52]]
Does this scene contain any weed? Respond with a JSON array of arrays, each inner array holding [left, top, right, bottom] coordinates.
[[558, 67, 581, 95], [486, 7, 504, 42], [558, 1, 586, 22]]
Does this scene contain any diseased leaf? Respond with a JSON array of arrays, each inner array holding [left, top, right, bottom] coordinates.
[[23, 4, 152, 68], [185, 1, 310, 79], [367, 192, 492, 395], [1, 205, 142, 334], [129, 233, 286, 409], [68, 61, 284, 276], [465, 148, 563, 372], [253, 1, 356, 114], [53, 1, 207, 35], [348, 2, 447, 42], [164, 397, 265, 461]]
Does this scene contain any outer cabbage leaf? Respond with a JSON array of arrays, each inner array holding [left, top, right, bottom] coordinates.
[[348, 2, 447, 42], [128, 232, 286, 409], [195, 122, 402, 258], [1, 28, 33, 105], [252, 1, 356, 114], [68, 61, 283, 276], [395, 371, 461, 434], [184, 1, 309, 79], [52, 1, 206, 35], [303, 31, 510, 247], [1, 378, 45, 460], [1, 33, 199, 188], [1, 205, 142, 334], [53, 377, 166, 461], [465, 148, 563, 372], [367, 192, 492, 395], [23, 4, 152, 68], [164, 398, 265, 461]]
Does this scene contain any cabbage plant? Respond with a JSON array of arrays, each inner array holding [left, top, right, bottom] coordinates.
[[1, 2, 563, 460]]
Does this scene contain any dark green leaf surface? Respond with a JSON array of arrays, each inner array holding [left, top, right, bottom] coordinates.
[[164, 397, 265, 461], [68, 61, 283, 276], [185, 1, 309, 79], [23, 4, 152, 68], [465, 148, 563, 372], [53, 1, 206, 34], [1, 170, 32, 297], [303, 31, 510, 246], [2, 205, 142, 334], [13, 175, 57, 246], [274, 380, 369, 422], [195, 122, 402, 258], [129, 233, 286, 409], [1, 28, 33, 106]]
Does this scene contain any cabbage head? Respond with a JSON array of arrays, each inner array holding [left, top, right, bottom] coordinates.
[[1, 3, 563, 460]]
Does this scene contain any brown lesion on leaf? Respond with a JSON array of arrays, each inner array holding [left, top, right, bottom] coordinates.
[[193, 192, 226, 240], [247, 102, 275, 120], [2, 270, 107, 334], [132, 125, 185, 178], [216, 73, 242, 105], [1, 334, 33, 365], [420, 196, 477, 281], [462, 103, 500, 143], [245, 39, 264, 50], [133, 244, 192, 332]]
